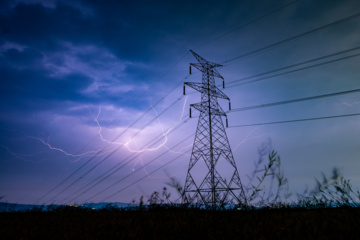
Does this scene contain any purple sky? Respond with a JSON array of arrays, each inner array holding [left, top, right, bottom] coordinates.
[[1, 0, 360, 204]]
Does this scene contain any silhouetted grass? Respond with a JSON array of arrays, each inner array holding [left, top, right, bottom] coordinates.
[[1, 205, 359, 239]]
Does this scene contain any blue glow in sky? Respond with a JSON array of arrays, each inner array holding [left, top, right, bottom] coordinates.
[[1, 0, 360, 204]]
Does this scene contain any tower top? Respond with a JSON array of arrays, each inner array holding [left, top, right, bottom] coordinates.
[[189, 50, 224, 79]]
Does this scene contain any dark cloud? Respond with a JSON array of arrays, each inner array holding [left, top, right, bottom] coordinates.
[[0, 0, 267, 62], [0, 1, 193, 115], [0, 3, 94, 49], [0, 1, 177, 61], [1, 47, 43, 67], [1, 70, 89, 103], [0, 46, 93, 112]]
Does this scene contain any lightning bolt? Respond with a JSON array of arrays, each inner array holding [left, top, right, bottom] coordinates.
[[149, 96, 188, 151], [158, 96, 192, 156], [0, 127, 107, 163], [341, 101, 360, 107], [233, 127, 265, 151], [0, 145, 35, 162], [91, 96, 188, 155], [89, 106, 130, 147], [28, 136, 103, 161], [124, 96, 189, 179], [137, 96, 190, 180], [1, 96, 189, 166], [164, 143, 193, 156]]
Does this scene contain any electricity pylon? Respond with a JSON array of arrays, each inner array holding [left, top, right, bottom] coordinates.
[[183, 50, 246, 207]]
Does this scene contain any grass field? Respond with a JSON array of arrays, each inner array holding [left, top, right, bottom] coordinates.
[[1, 205, 359, 239]]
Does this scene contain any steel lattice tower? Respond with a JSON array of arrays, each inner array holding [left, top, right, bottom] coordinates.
[[183, 50, 246, 207]]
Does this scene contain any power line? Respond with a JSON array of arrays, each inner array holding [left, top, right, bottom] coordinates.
[[185, 46, 360, 96], [100, 149, 192, 203], [84, 133, 194, 203], [36, 89, 184, 204], [194, 0, 298, 49], [96, 111, 360, 202], [39, 69, 195, 204], [228, 88, 360, 113], [38, 93, 186, 204], [225, 46, 360, 86], [95, 51, 360, 203], [227, 52, 360, 88], [43, 96, 187, 204], [33, 56, 191, 203], [65, 115, 191, 203], [229, 112, 360, 128], [221, 11, 360, 64]]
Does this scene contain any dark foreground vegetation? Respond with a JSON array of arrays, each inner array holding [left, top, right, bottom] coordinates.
[[1, 204, 360, 239], [2, 150, 359, 239]]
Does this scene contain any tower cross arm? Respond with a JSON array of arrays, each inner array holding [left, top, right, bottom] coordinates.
[[212, 86, 229, 100], [190, 63, 206, 73], [184, 82, 230, 100], [190, 63, 224, 79], [212, 68, 224, 80], [190, 102, 227, 117]]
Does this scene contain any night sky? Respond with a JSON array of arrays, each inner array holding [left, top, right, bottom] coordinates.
[[1, 0, 360, 204]]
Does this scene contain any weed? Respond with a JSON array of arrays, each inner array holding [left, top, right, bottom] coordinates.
[[144, 143, 358, 209], [297, 167, 360, 208]]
